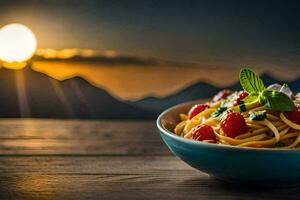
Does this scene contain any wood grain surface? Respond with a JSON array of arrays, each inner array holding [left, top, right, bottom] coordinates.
[[0, 119, 299, 200]]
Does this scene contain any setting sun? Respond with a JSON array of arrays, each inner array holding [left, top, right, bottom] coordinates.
[[0, 24, 37, 69]]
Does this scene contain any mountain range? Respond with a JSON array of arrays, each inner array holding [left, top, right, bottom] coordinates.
[[0, 67, 299, 119], [0, 67, 152, 119], [131, 74, 300, 114]]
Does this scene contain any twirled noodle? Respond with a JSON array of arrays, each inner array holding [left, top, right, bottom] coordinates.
[[215, 132, 268, 145], [280, 132, 300, 149], [266, 114, 280, 121], [261, 119, 280, 142], [174, 93, 300, 149], [174, 120, 186, 136], [280, 113, 300, 130]]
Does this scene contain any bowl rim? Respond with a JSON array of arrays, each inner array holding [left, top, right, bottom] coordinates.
[[157, 100, 300, 153]]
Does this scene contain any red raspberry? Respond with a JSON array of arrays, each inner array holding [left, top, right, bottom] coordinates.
[[191, 124, 216, 142], [220, 111, 248, 138], [188, 104, 209, 119], [284, 104, 300, 125], [213, 89, 231, 102], [233, 91, 249, 106]]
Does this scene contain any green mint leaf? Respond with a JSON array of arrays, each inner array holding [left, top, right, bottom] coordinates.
[[239, 68, 265, 93], [243, 93, 259, 103], [249, 110, 267, 121], [259, 90, 295, 111], [211, 106, 227, 117]]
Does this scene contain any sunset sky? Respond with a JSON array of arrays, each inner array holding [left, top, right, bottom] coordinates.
[[31, 61, 300, 100], [1, 0, 300, 101], [1, 0, 300, 65]]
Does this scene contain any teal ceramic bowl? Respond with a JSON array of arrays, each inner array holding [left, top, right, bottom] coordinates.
[[157, 100, 300, 187]]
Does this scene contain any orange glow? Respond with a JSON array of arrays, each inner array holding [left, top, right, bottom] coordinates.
[[30, 62, 242, 100], [31, 61, 300, 100], [35, 48, 117, 59], [36, 48, 57, 59], [80, 49, 95, 57], [104, 50, 118, 58], [2, 62, 27, 70]]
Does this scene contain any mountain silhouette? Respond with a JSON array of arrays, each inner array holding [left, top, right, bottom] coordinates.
[[0, 67, 299, 119], [131, 74, 300, 114], [0, 67, 154, 119], [129, 82, 220, 114]]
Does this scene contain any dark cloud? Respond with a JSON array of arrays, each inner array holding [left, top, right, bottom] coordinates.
[[1, 0, 300, 65], [33, 55, 159, 66]]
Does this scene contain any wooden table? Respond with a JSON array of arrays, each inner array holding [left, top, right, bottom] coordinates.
[[0, 119, 299, 200]]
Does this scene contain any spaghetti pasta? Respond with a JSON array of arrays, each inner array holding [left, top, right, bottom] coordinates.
[[174, 97, 300, 148], [173, 69, 300, 149]]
